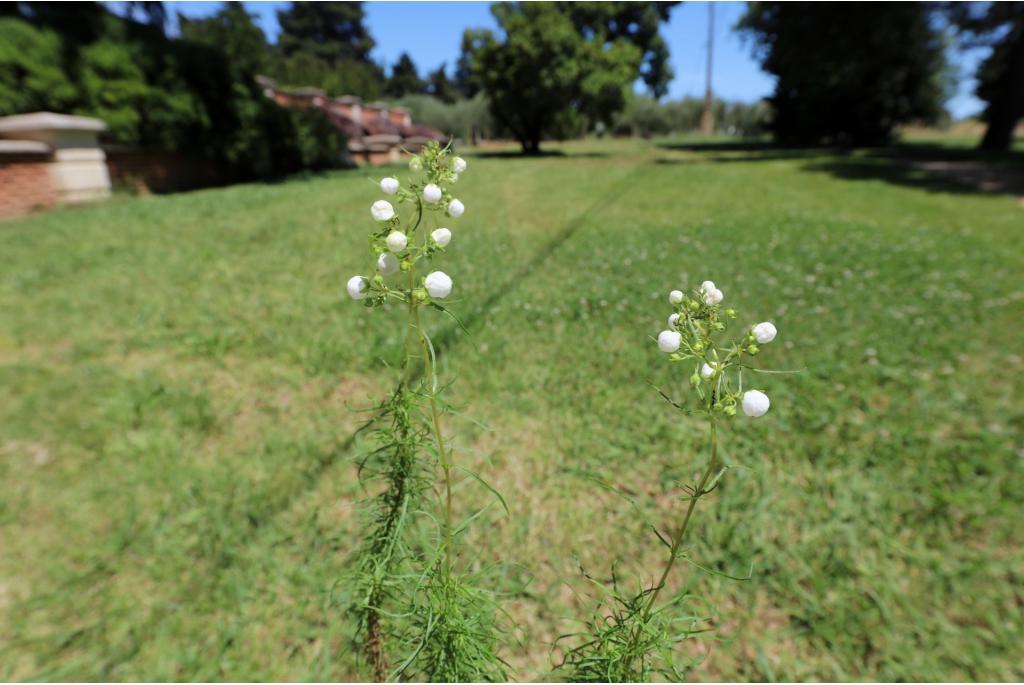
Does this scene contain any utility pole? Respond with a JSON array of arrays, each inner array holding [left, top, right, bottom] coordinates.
[[700, 1, 715, 135]]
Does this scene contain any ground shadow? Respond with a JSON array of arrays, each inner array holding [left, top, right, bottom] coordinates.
[[657, 139, 1024, 198], [471, 149, 610, 160]]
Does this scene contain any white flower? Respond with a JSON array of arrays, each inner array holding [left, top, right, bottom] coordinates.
[[346, 275, 369, 300], [425, 271, 453, 299], [447, 199, 464, 218], [380, 177, 399, 195], [753, 321, 777, 344], [423, 183, 442, 203], [453, 156, 467, 173], [700, 361, 717, 379], [386, 231, 408, 252], [431, 227, 452, 247], [742, 390, 770, 417], [667, 312, 680, 328], [669, 290, 683, 304], [371, 200, 395, 222], [377, 252, 399, 275], [700, 280, 716, 294], [657, 330, 681, 353], [704, 288, 724, 306]]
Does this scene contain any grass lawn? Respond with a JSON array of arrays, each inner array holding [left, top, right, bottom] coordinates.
[[1, 137, 1022, 681]]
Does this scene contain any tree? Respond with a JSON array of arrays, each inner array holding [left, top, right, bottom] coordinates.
[[455, 29, 490, 98], [557, 1, 678, 98], [277, 1, 375, 64], [738, 2, 948, 146], [272, 1, 383, 99], [947, 2, 1024, 150], [469, 3, 643, 153], [426, 62, 457, 104], [385, 52, 424, 98], [0, 18, 77, 115]]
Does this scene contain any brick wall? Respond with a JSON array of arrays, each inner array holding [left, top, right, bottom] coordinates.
[[105, 148, 225, 194], [0, 153, 58, 218]]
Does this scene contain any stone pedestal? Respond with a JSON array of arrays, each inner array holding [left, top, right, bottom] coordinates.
[[0, 112, 111, 204]]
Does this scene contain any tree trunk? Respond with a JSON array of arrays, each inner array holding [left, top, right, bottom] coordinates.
[[520, 137, 542, 155], [981, 20, 1024, 151]]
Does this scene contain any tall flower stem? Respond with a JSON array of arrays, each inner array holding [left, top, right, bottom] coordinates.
[[644, 418, 718, 619], [414, 299, 454, 580]]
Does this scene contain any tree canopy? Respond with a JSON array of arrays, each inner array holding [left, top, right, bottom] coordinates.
[[466, 2, 666, 153], [558, 2, 678, 99], [385, 52, 425, 98], [738, 2, 949, 146]]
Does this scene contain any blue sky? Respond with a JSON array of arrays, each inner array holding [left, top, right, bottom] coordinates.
[[155, 1, 986, 118]]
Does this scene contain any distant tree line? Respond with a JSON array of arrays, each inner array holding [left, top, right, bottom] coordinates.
[[1, 0, 1019, 177], [737, 1, 1024, 149]]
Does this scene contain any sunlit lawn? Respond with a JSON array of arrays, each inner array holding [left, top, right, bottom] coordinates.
[[1, 136, 1021, 681]]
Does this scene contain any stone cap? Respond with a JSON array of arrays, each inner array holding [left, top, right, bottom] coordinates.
[[0, 139, 51, 153], [0, 112, 106, 134]]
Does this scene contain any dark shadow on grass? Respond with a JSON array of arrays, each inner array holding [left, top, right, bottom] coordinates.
[[470, 149, 610, 159], [657, 139, 1024, 198]]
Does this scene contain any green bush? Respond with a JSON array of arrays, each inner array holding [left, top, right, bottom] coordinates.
[[0, 18, 77, 115]]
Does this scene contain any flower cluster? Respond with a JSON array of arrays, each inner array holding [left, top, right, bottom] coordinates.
[[346, 144, 467, 307], [657, 280, 778, 418]]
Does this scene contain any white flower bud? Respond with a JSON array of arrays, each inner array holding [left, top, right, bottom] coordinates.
[[453, 156, 467, 173], [346, 275, 369, 300], [704, 288, 724, 306], [423, 183, 442, 203], [451, 173, 459, 183], [700, 280, 716, 293], [424, 271, 453, 299], [669, 290, 683, 304], [667, 312, 680, 328], [447, 199, 464, 218], [700, 361, 717, 379], [742, 390, 770, 417], [371, 200, 395, 222], [753, 321, 777, 344], [657, 330, 681, 353], [385, 231, 408, 252], [380, 177, 399, 195], [376, 252, 399, 275], [431, 227, 452, 247]]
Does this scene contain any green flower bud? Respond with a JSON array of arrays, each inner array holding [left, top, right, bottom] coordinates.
[[747, 344, 759, 355], [409, 157, 423, 171], [413, 287, 428, 302]]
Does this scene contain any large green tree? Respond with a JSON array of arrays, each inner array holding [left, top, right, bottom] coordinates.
[[0, 18, 77, 115], [558, 2, 678, 99], [273, 1, 383, 99], [738, 2, 948, 145], [467, 2, 645, 154], [947, 2, 1024, 150], [277, 1, 374, 63], [181, 3, 346, 175]]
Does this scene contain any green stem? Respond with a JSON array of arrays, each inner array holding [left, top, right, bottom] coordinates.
[[414, 300, 453, 579], [643, 418, 718, 619]]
